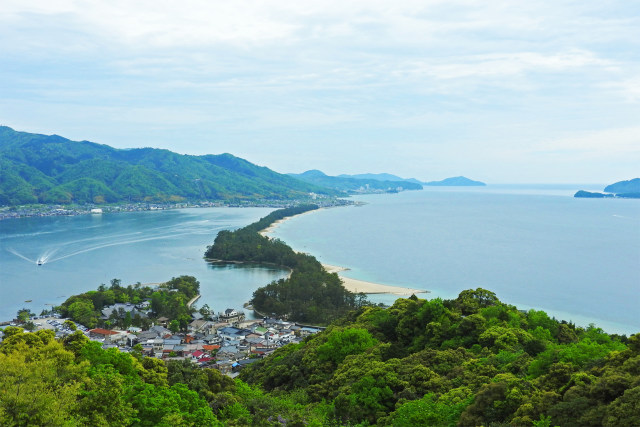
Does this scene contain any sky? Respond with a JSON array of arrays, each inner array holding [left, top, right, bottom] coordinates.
[[1, 1, 639, 183]]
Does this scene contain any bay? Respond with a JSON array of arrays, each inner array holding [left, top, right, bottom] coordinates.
[[268, 186, 640, 335], [0, 207, 287, 321], [2, 187, 638, 336]]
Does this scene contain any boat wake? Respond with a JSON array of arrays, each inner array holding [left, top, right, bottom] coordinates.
[[7, 247, 58, 265], [5, 224, 226, 265]]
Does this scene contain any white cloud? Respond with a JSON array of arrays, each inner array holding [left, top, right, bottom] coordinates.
[[601, 76, 640, 103], [395, 50, 613, 81], [1, 0, 639, 182], [536, 127, 640, 155]]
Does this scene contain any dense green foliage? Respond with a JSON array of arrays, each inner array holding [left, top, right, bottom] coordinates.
[[288, 170, 423, 193], [58, 276, 199, 330], [240, 290, 639, 426], [206, 206, 368, 324], [0, 126, 336, 205], [1, 289, 638, 425], [0, 327, 338, 426]]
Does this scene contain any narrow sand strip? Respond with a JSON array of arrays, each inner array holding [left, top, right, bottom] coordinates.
[[260, 213, 429, 296], [259, 219, 287, 236], [323, 264, 428, 295], [259, 208, 321, 237]]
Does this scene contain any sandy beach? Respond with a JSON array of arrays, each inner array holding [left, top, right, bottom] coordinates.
[[259, 208, 319, 237], [322, 264, 428, 295], [260, 213, 429, 296], [259, 218, 287, 236]]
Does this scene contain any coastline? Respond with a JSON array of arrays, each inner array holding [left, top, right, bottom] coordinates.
[[258, 208, 320, 237], [322, 264, 428, 295], [0, 198, 353, 221], [260, 212, 429, 296]]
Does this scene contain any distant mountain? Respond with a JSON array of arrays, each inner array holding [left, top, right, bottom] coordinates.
[[604, 178, 640, 194], [424, 176, 486, 186], [338, 173, 423, 185], [0, 126, 336, 205], [289, 170, 423, 193], [575, 178, 640, 199]]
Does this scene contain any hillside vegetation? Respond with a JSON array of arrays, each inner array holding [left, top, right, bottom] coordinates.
[[0, 126, 335, 205], [240, 290, 638, 426], [1, 290, 637, 426]]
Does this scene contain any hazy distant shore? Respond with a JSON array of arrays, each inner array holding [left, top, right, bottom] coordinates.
[[260, 212, 429, 296], [0, 199, 354, 221]]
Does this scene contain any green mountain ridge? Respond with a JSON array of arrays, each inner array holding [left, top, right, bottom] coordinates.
[[0, 126, 337, 205], [288, 169, 423, 193]]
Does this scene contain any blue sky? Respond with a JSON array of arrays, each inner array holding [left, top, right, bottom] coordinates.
[[1, 1, 638, 183]]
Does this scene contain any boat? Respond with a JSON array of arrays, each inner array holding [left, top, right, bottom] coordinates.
[[37, 260, 43, 266]]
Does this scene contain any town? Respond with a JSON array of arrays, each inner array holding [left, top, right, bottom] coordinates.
[[0, 196, 352, 220], [1, 302, 322, 378]]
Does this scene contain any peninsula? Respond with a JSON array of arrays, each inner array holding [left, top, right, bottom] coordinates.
[[205, 205, 426, 324], [574, 178, 640, 199], [259, 213, 428, 296]]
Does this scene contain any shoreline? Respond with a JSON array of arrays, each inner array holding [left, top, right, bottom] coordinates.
[[258, 208, 321, 237], [260, 211, 429, 296], [0, 199, 354, 221], [322, 264, 428, 295]]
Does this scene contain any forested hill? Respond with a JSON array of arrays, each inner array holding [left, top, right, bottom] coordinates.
[[0, 126, 336, 205], [241, 290, 639, 426]]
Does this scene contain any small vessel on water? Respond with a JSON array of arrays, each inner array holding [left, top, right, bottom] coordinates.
[[37, 259, 43, 266]]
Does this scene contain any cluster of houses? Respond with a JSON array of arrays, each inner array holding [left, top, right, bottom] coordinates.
[[22, 306, 322, 377]]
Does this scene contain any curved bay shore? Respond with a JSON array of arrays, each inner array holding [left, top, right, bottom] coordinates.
[[260, 211, 429, 296]]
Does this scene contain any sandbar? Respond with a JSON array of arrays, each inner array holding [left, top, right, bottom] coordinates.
[[323, 264, 428, 295], [259, 209, 319, 237], [260, 213, 429, 296]]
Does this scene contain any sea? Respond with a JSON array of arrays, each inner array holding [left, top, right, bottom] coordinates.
[[0, 207, 287, 322], [1, 185, 639, 335], [268, 185, 640, 335]]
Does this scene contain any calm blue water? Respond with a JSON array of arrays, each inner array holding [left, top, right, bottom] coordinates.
[[1, 188, 638, 335], [0, 208, 287, 321], [269, 187, 640, 335]]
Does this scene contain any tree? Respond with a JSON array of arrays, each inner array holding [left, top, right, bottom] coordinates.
[[67, 299, 97, 328], [168, 320, 180, 334], [16, 308, 33, 323], [455, 288, 499, 315], [63, 319, 77, 331], [387, 392, 472, 426], [75, 365, 136, 426], [199, 304, 212, 318], [316, 328, 378, 366], [0, 333, 85, 426]]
